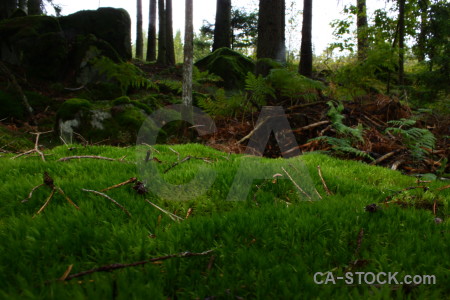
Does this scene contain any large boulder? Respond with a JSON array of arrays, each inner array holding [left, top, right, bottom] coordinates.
[[59, 8, 131, 61], [195, 48, 255, 90]]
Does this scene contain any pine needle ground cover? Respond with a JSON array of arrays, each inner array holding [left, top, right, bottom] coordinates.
[[0, 144, 448, 299]]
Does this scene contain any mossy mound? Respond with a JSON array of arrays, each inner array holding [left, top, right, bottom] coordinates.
[[195, 48, 255, 90], [59, 7, 131, 61], [0, 125, 33, 151], [56, 98, 92, 121], [0, 15, 68, 79]]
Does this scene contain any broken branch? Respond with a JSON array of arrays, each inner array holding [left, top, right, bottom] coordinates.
[[82, 189, 131, 217]]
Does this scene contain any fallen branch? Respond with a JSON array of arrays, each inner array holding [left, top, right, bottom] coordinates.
[[437, 184, 450, 192], [22, 183, 44, 203], [12, 131, 53, 161], [163, 155, 212, 174], [33, 188, 56, 217], [317, 165, 332, 196], [58, 155, 115, 162], [370, 149, 401, 166], [281, 167, 312, 201], [391, 160, 404, 170], [145, 199, 183, 222], [100, 178, 137, 192], [82, 189, 131, 217], [292, 121, 330, 133], [56, 249, 214, 282]]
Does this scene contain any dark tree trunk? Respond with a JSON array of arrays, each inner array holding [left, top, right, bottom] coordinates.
[[417, 0, 429, 62], [183, 0, 194, 126], [136, 0, 144, 59], [0, 0, 17, 20], [356, 0, 368, 61], [299, 0, 313, 77], [398, 0, 405, 85], [212, 0, 232, 51], [165, 0, 175, 66], [157, 0, 167, 65], [18, 0, 26, 10], [146, 0, 157, 61], [256, 0, 286, 76], [27, 0, 42, 15]]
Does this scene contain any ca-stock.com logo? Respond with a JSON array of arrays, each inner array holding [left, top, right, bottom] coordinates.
[[136, 104, 319, 202]]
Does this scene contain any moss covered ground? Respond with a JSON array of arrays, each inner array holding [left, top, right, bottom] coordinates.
[[0, 143, 448, 299]]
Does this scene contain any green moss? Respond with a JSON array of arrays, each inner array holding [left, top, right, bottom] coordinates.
[[114, 106, 146, 131], [195, 48, 255, 90], [0, 126, 33, 151], [0, 90, 24, 119], [57, 98, 92, 121], [113, 96, 153, 114]]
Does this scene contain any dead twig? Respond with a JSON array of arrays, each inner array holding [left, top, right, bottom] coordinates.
[[55, 249, 214, 282], [370, 149, 401, 165], [82, 189, 131, 217], [33, 188, 56, 217], [58, 155, 116, 162], [168, 147, 180, 160], [163, 155, 212, 174], [100, 178, 137, 192], [292, 121, 330, 133], [145, 199, 183, 222], [317, 165, 332, 196], [22, 183, 44, 202], [281, 167, 312, 201], [12, 131, 53, 161], [436, 184, 450, 192]]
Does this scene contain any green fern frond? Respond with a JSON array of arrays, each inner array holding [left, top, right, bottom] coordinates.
[[310, 136, 374, 160], [245, 72, 274, 106]]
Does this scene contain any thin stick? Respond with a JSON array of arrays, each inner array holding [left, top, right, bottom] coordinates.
[[82, 189, 131, 217], [11, 131, 53, 161], [292, 121, 330, 133], [168, 146, 180, 159], [164, 155, 191, 173], [317, 165, 332, 196], [100, 178, 137, 192], [22, 183, 44, 202], [58, 249, 214, 282], [59, 264, 73, 281], [145, 199, 183, 222], [55, 187, 79, 210], [58, 155, 115, 162], [33, 188, 56, 217], [436, 184, 450, 191], [281, 167, 312, 201], [288, 163, 322, 199], [142, 143, 160, 154], [370, 149, 400, 165]]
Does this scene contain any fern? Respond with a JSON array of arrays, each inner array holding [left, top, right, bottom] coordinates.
[[327, 101, 364, 141], [245, 72, 275, 106], [197, 89, 246, 118], [267, 68, 325, 103], [93, 57, 158, 95], [310, 136, 374, 160], [386, 118, 436, 160]]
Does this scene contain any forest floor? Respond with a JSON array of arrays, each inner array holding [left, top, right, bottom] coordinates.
[[0, 144, 449, 298]]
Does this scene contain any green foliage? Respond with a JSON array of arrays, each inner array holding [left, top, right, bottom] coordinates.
[[267, 68, 326, 104], [112, 96, 153, 114], [244, 72, 274, 106], [197, 89, 246, 118], [310, 101, 372, 160], [386, 118, 436, 160], [56, 98, 92, 121], [93, 56, 158, 95], [0, 90, 24, 119]]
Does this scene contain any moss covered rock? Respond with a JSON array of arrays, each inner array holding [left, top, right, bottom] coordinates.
[[59, 8, 131, 61], [195, 48, 255, 90]]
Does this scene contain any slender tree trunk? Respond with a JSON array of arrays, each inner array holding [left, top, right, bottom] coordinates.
[[212, 0, 232, 51], [27, 0, 42, 15], [398, 0, 405, 85], [157, 0, 167, 65], [136, 0, 144, 59], [165, 0, 175, 66], [18, 0, 26, 10], [256, 0, 286, 76], [182, 0, 193, 108], [146, 0, 157, 61], [299, 0, 313, 77], [356, 0, 368, 61]]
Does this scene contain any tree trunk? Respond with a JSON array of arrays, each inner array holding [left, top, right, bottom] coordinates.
[[212, 0, 232, 51], [256, 0, 286, 76], [356, 0, 368, 61], [0, 0, 17, 20], [417, 0, 429, 62], [398, 0, 405, 85], [146, 0, 157, 61], [136, 0, 144, 59], [27, 0, 42, 15], [157, 0, 167, 65], [299, 0, 313, 77], [18, 0, 26, 10], [165, 0, 175, 66], [182, 0, 193, 108]]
